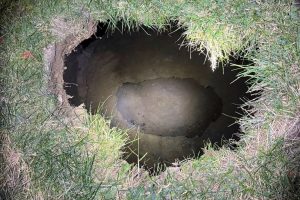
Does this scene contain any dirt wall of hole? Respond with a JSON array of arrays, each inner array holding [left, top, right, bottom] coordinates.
[[44, 17, 96, 112], [63, 25, 255, 168]]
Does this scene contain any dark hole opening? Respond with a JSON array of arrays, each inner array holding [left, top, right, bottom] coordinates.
[[64, 22, 257, 173]]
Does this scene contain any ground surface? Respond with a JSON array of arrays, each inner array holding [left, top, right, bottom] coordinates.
[[1, 1, 299, 199]]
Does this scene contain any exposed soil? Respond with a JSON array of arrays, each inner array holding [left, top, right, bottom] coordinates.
[[116, 78, 222, 138], [64, 26, 253, 168]]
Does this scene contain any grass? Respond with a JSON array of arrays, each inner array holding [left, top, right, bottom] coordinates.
[[0, 0, 299, 199]]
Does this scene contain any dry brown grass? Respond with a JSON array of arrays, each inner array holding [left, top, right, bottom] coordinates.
[[0, 134, 31, 199]]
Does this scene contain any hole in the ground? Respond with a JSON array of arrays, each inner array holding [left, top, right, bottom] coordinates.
[[64, 22, 256, 172]]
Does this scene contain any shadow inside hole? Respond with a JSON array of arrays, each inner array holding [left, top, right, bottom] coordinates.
[[64, 22, 257, 173]]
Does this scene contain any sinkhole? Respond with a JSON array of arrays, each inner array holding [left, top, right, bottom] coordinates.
[[64, 23, 255, 170]]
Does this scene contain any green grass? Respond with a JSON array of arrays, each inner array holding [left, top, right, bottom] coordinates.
[[0, 0, 299, 199]]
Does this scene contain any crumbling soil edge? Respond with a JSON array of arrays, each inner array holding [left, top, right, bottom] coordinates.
[[44, 17, 97, 114]]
